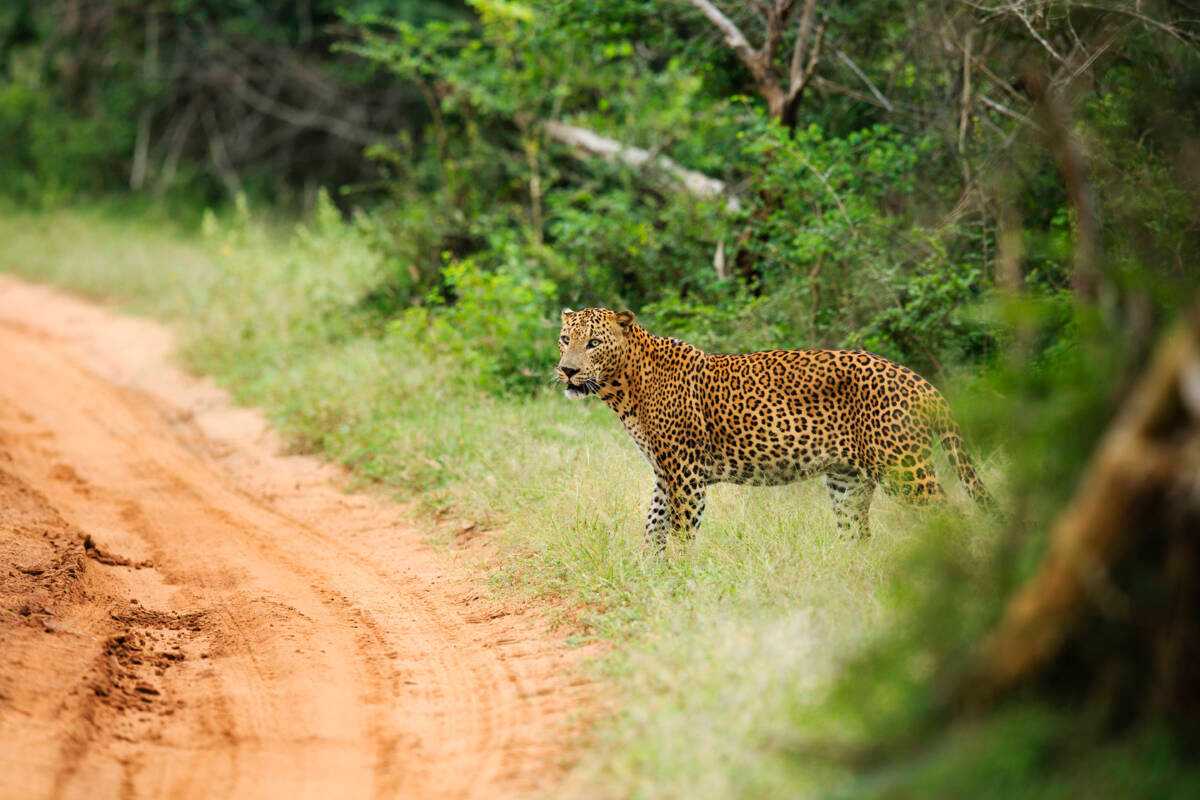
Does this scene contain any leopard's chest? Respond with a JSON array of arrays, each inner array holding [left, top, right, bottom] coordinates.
[[618, 411, 655, 467]]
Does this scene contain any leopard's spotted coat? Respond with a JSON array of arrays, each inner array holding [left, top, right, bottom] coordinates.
[[557, 308, 994, 548]]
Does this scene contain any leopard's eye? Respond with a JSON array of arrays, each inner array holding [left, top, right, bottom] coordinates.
[[587, 338, 602, 349], [559, 335, 569, 345]]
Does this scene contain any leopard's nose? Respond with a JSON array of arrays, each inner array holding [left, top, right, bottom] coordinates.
[[560, 366, 579, 380]]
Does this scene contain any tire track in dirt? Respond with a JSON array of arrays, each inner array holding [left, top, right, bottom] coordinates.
[[0, 277, 593, 799]]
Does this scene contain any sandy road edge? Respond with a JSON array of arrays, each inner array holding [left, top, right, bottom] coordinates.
[[0, 275, 598, 799]]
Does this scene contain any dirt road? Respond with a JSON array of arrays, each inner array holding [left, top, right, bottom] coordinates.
[[0, 277, 590, 799]]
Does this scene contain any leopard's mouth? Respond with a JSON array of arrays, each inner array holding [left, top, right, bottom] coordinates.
[[564, 377, 600, 399]]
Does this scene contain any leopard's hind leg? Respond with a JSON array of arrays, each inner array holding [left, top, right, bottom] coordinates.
[[880, 442, 945, 505], [824, 468, 876, 539]]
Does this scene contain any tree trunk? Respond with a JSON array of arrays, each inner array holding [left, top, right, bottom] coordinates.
[[959, 302, 1200, 737]]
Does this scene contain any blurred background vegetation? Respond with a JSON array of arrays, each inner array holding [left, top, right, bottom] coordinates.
[[2, 1, 1199, 797], [6, 0, 1195, 379]]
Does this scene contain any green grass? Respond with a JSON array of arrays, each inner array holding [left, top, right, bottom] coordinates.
[[0, 203, 1008, 798]]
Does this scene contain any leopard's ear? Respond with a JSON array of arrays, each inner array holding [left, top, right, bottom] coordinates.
[[561, 307, 575, 320], [615, 310, 636, 330]]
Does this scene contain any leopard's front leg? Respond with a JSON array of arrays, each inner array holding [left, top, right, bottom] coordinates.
[[644, 472, 707, 553], [665, 473, 707, 542], [644, 477, 671, 552]]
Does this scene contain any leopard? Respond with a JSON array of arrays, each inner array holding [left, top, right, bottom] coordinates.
[[555, 307, 995, 549]]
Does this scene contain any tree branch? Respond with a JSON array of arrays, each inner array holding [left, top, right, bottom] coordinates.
[[1026, 71, 1101, 300], [977, 94, 1035, 127], [202, 107, 243, 198], [763, 0, 797, 67], [217, 69, 387, 147], [811, 76, 892, 110], [543, 121, 740, 210], [685, 0, 760, 73], [958, 29, 974, 158], [787, 0, 820, 99], [834, 48, 893, 112]]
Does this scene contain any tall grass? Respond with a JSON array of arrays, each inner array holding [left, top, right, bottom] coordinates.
[[0, 204, 1001, 798]]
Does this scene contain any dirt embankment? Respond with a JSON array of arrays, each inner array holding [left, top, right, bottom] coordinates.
[[0, 277, 591, 799]]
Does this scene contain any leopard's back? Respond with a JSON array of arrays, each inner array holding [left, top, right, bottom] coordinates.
[[697, 348, 944, 489]]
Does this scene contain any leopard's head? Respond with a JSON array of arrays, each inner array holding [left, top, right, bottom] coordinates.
[[556, 307, 636, 399]]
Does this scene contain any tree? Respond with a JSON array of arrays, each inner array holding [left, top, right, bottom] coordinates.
[[683, 0, 823, 130]]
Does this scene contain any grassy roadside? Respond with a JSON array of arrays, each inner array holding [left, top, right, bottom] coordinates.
[[0, 204, 1001, 798]]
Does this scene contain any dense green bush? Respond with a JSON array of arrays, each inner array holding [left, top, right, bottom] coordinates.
[[398, 252, 560, 394], [345, 118, 994, 381], [342, 3, 1010, 377], [0, 57, 138, 204]]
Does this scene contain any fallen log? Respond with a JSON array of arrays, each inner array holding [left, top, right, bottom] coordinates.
[[543, 121, 740, 211]]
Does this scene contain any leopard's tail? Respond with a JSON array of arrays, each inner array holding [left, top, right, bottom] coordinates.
[[938, 423, 997, 514], [924, 392, 996, 513]]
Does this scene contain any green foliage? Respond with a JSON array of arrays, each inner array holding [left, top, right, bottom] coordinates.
[[344, 5, 1005, 373], [544, 186, 726, 309], [735, 119, 993, 367], [826, 707, 1200, 800], [398, 252, 559, 394], [0, 55, 138, 204]]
